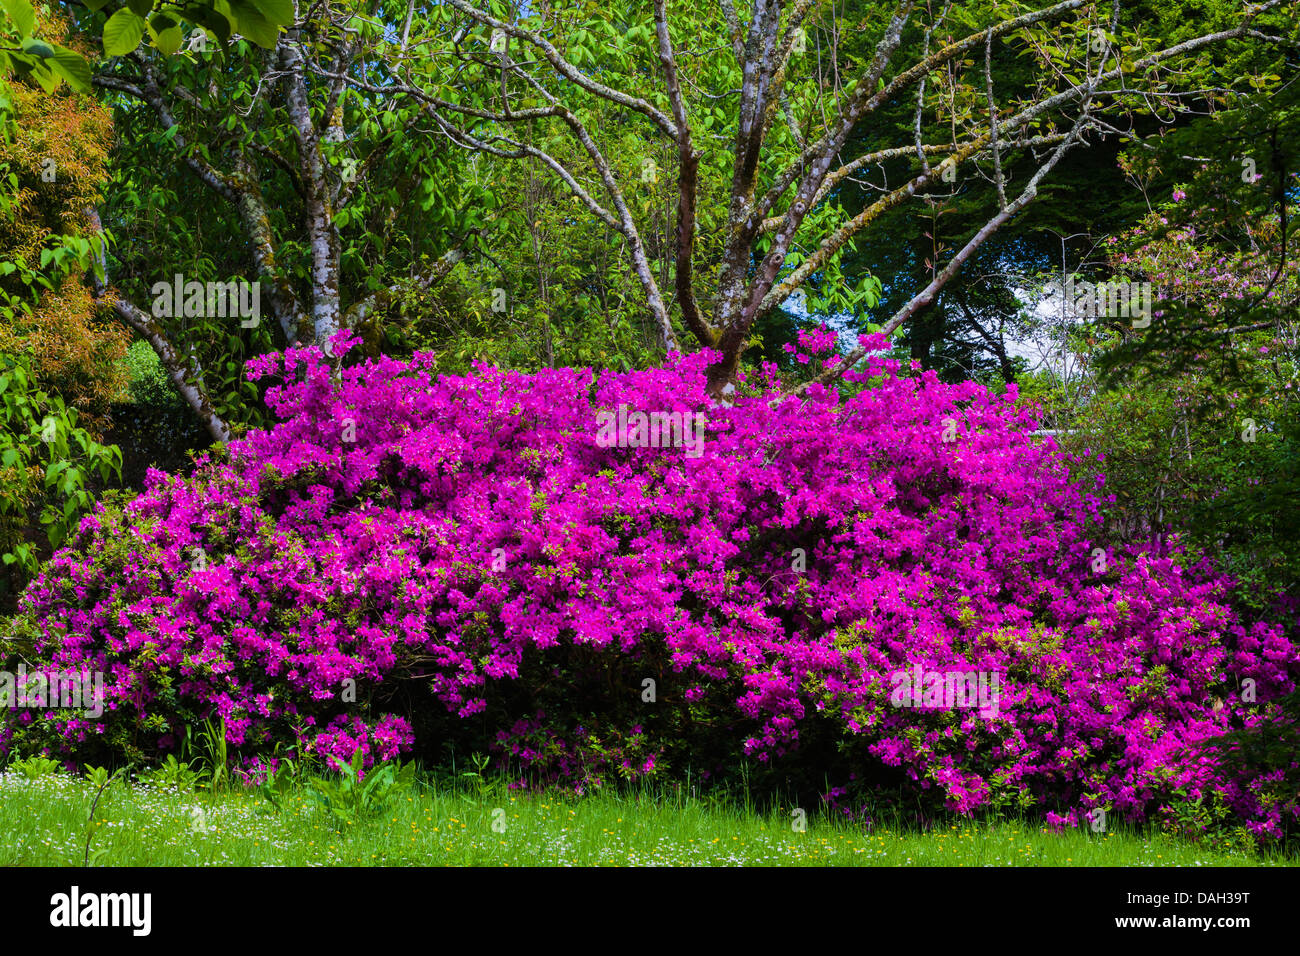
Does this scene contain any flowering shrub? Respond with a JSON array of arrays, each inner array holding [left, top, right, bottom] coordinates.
[[2, 328, 1295, 836]]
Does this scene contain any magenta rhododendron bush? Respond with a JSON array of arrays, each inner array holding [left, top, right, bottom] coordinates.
[[3, 329, 1296, 835]]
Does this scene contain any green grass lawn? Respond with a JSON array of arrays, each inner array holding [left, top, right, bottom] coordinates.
[[2, 769, 1295, 866]]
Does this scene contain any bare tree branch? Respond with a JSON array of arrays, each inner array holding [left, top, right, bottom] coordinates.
[[655, 0, 710, 346], [793, 97, 1098, 394], [93, 68, 238, 204], [442, 0, 679, 137], [984, 28, 1008, 211], [344, 230, 483, 327], [85, 211, 231, 442]]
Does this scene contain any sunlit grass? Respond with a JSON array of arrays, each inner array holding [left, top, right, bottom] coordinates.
[[1, 771, 1293, 867]]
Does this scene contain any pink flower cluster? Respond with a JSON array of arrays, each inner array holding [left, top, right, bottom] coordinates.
[[5, 328, 1295, 832]]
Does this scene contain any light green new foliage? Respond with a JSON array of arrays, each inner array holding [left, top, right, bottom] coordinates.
[[0, 354, 121, 573], [8, 753, 61, 779], [304, 748, 420, 828], [137, 754, 204, 792]]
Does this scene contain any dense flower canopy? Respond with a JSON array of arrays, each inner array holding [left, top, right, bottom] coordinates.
[[4, 328, 1296, 835]]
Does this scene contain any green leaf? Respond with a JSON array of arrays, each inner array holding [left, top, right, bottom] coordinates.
[[227, 0, 279, 47], [247, 0, 292, 27], [103, 9, 147, 57], [49, 48, 92, 93], [127, 0, 154, 17], [182, 5, 231, 45], [153, 25, 183, 55], [19, 37, 55, 59], [25, 63, 58, 93], [1, 0, 35, 38]]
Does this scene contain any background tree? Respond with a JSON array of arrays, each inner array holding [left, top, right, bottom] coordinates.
[[82, 1, 485, 440], [1022, 152, 1298, 624], [368, 0, 1296, 398]]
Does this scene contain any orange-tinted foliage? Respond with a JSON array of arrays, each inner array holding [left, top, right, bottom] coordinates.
[[1, 12, 124, 439], [0, 278, 130, 433]]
